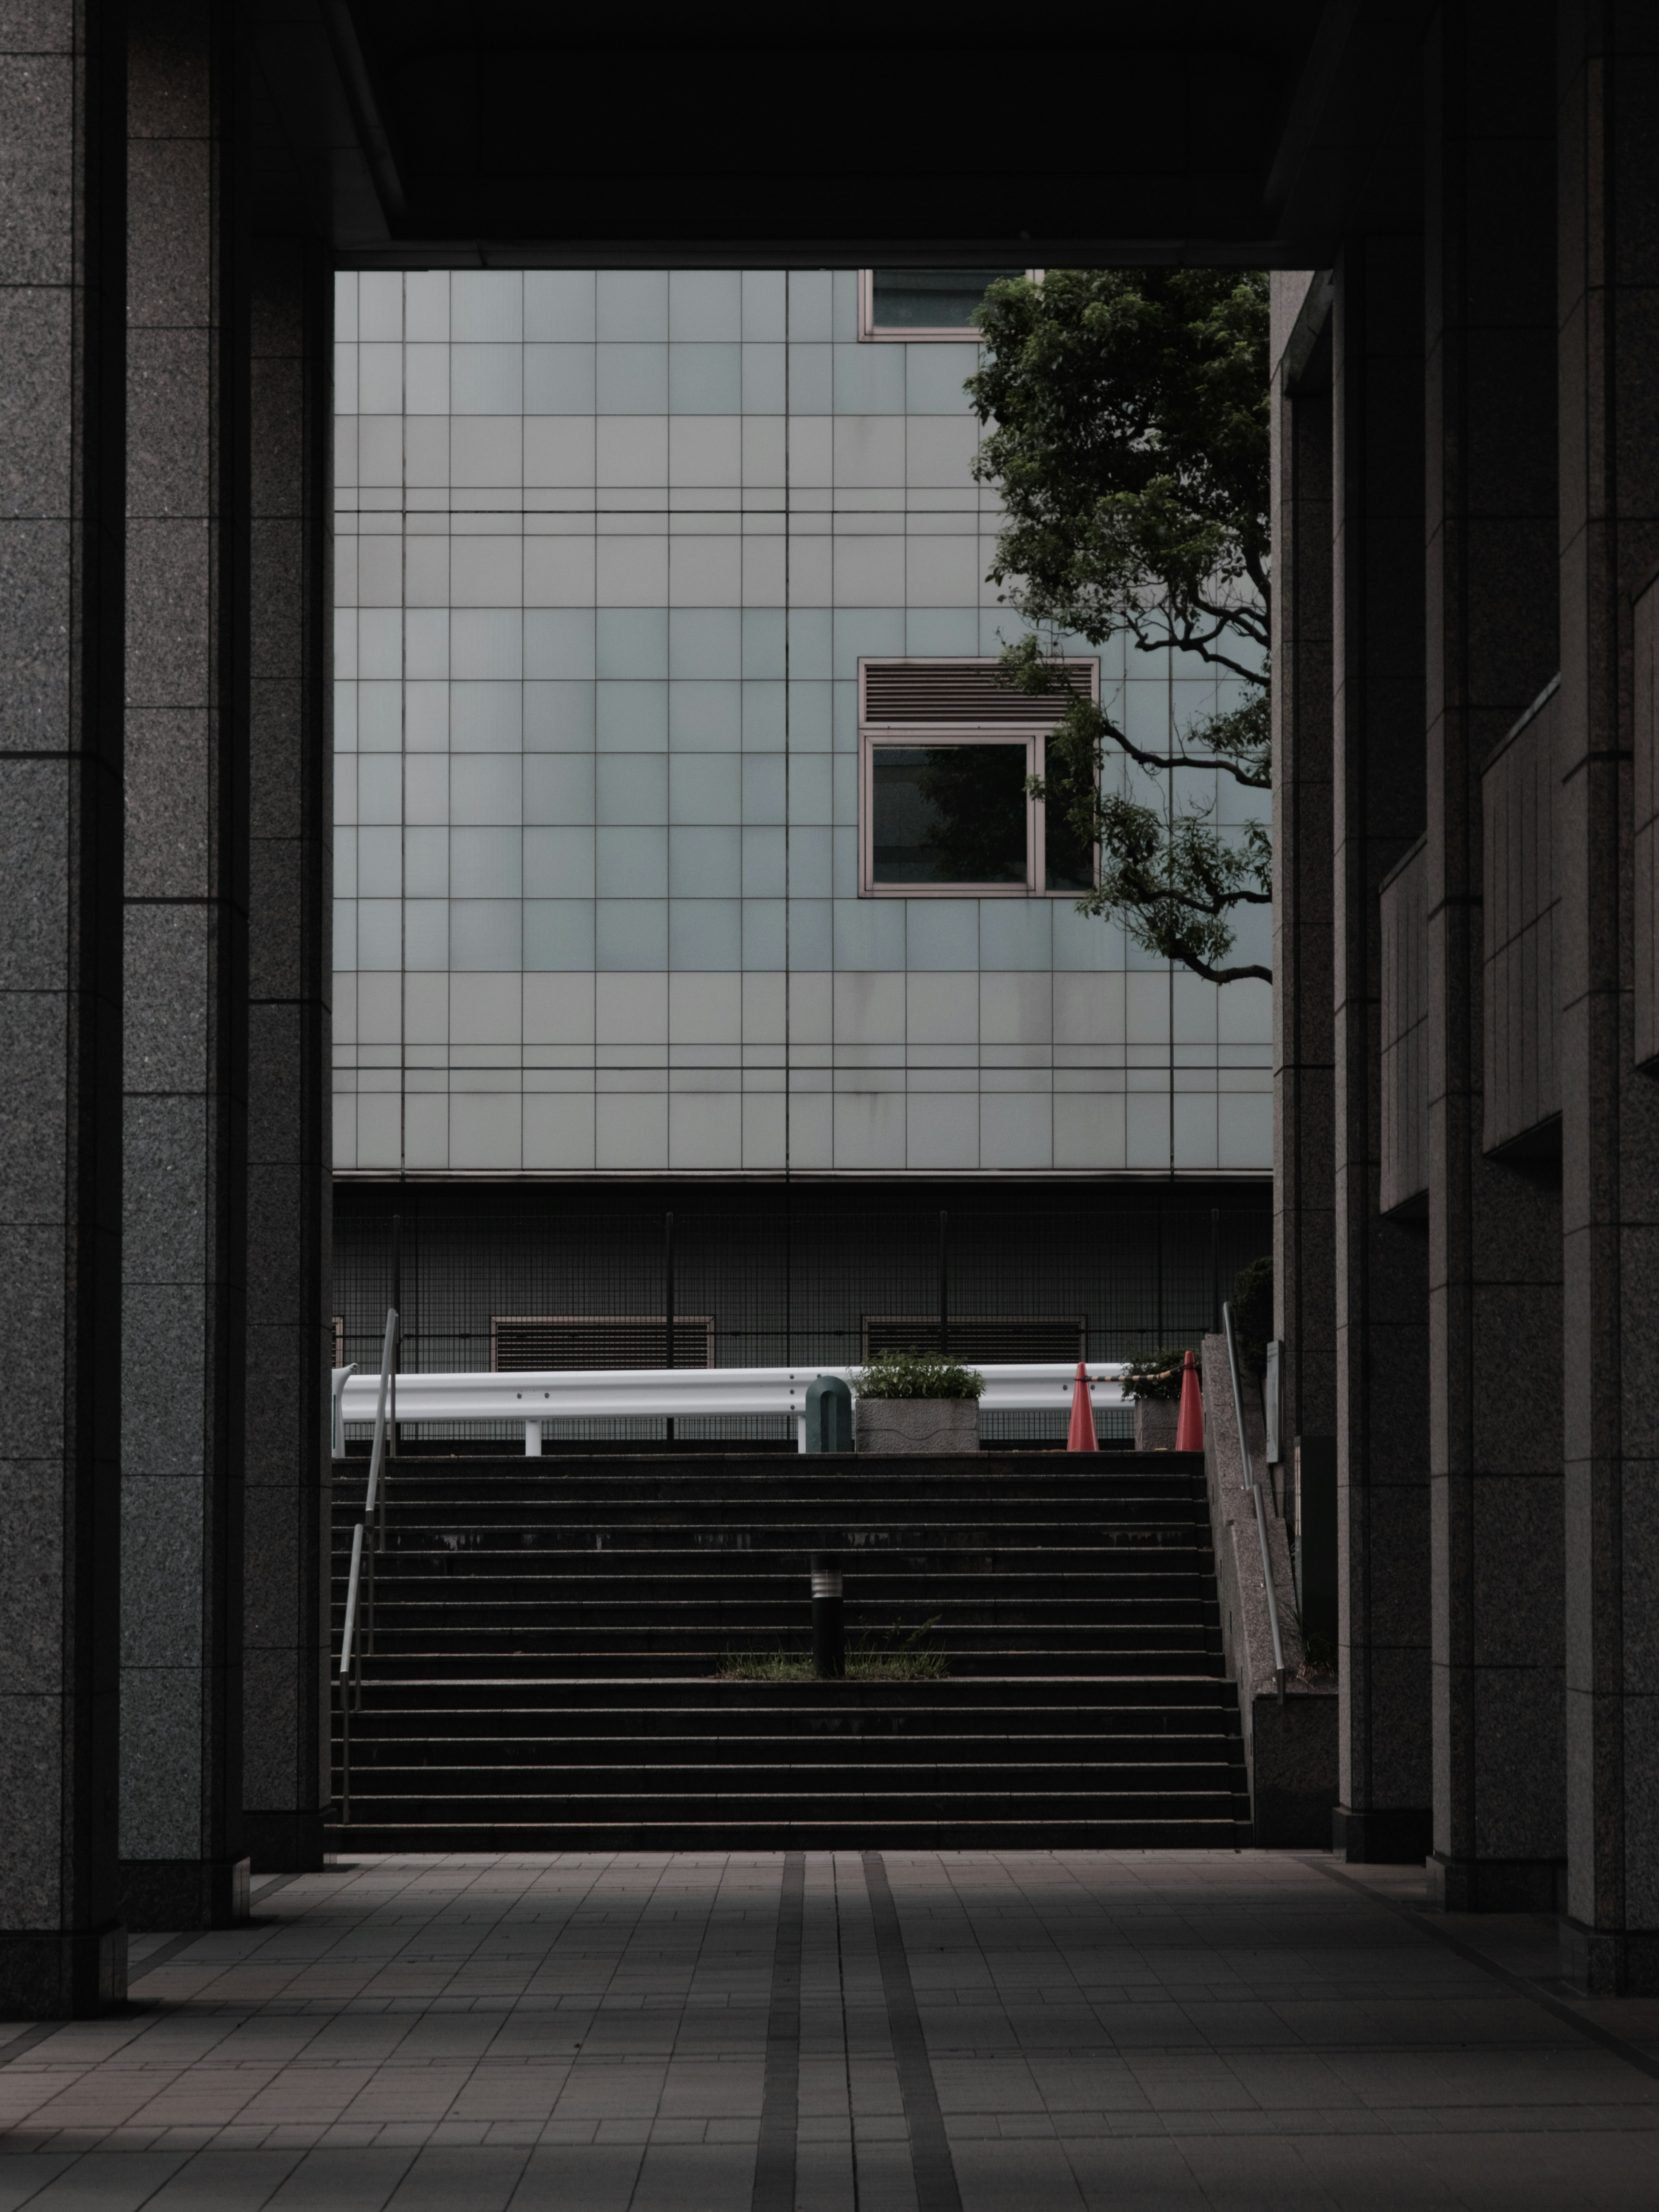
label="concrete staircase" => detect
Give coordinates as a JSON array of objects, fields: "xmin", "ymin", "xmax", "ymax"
[{"xmin": 329, "ymin": 1453, "xmax": 1251, "ymax": 1850}]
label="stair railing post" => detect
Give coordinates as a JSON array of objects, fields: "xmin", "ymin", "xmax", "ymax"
[
  {"xmin": 1224, "ymin": 1297, "xmax": 1286, "ymax": 1703},
  {"xmin": 664, "ymin": 1208, "xmax": 675, "ymax": 1445},
  {"xmin": 339, "ymin": 1676, "xmax": 350, "ymax": 1824}
]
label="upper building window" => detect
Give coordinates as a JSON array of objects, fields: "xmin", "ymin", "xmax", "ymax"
[
  {"xmin": 858, "ymin": 268, "xmax": 1038, "ymax": 341},
  {"xmin": 858, "ymin": 659, "xmax": 1099, "ymax": 896}
]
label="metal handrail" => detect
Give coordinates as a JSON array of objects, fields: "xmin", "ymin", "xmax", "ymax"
[
  {"xmin": 330, "ymin": 1364, "xmax": 358, "ymax": 1457},
  {"xmin": 1223, "ymin": 1299, "xmax": 1286, "ymax": 1703},
  {"xmin": 338, "ymin": 1359, "xmax": 1132, "ymax": 1455},
  {"xmin": 338, "ymin": 1306, "xmax": 397, "ymax": 1822}
]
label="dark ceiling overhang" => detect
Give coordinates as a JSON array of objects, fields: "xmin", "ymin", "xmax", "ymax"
[{"xmin": 253, "ymin": 0, "xmax": 1429, "ymax": 267}]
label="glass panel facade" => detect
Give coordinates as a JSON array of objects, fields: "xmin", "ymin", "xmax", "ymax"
[
  {"xmin": 331, "ymin": 265, "xmax": 1274, "ymax": 1180},
  {"xmin": 871, "ymin": 744, "xmax": 1028, "ymax": 885},
  {"xmin": 870, "ymin": 268, "xmax": 1021, "ymax": 331}
]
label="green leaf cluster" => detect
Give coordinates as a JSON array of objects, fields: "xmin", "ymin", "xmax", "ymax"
[
  {"xmin": 966, "ymin": 270, "xmax": 1273, "ymax": 985},
  {"xmin": 851, "ymin": 1349, "xmax": 986, "ymax": 1401},
  {"xmin": 1229, "ymin": 1253, "xmax": 1274, "ymax": 1376},
  {"xmin": 1121, "ymin": 1348, "xmax": 1196, "ymax": 1404}
]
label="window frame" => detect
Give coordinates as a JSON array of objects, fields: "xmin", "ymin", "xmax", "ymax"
[
  {"xmin": 857, "ymin": 655, "xmax": 1100, "ymax": 899},
  {"xmin": 857, "ymin": 267, "xmax": 1044, "ymax": 343}
]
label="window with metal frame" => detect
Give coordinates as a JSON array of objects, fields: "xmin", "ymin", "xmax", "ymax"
[
  {"xmin": 492, "ymin": 1316, "xmax": 715, "ymax": 1371},
  {"xmin": 858, "ymin": 269, "xmax": 1041, "ymax": 341},
  {"xmin": 858, "ymin": 658, "xmax": 1099, "ymax": 897}
]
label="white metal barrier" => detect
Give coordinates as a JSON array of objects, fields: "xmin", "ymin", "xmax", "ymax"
[{"xmin": 338, "ymin": 1361, "xmax": 1128, "ymax": 1454}]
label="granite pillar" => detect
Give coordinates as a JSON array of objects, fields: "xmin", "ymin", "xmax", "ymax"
[
  {"xmin": 1331, "ymin": 237, "xmax": 1435, "ymax": 1865},
  {"xmin": 119, "ymin": 0, "xmax": 249, "ymax": 1930},
  {"xmin": 0, "ymin": 0, "xmax": 129, "ymax": 2016},
  {"xmin": 1423, "ymin": 1, "xmax": 1564, "ymax": 1914},
  {"xmin": 1270, "ymin": 273, "xmax": 1337, "ymax": 1453},
  {"xmin": 242, "ymin": 236, "xmax": 334, "ymax": 1872},
  {"xmin": 1556, "ymin": 4, "xmax": 1659, "ymax": 1992}
]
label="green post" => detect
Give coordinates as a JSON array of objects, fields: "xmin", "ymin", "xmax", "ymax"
[{"xmin": 803, "ymin": 1375, "xmax": 852, "ymax": 1453}]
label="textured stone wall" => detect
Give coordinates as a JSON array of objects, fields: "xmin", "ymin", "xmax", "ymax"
[
  {"xmin": 1632, "ymin": 585, "xmax": 1659, "ymax": 1071},
  {"xmin": 1423, "ymin": 0, "xmax": 1564, "ymax": 1916},
  {"xmin": 0, "ymin": 1, "xmax": 129, "ymax": 2014},
  {"xmin": 1557, "ymin": 10, "xmax": 1659, "ymax": 1993},
  {"xmin": 1481, "ymin": 680, "xmax": 1560, "ymax": 1154},
  {"xmin": 1269, "ymin": 272, "xmax": 1336, "ymax": 1457},
  {"xmin": 241, "ymin": 237, "xmax": 334, "ymax": 1872},
  {"xmin": 1330, "ymin": 239, "xmax": 1432, "ymax": 1865},
  {"xmin": 1378, "ymin": 838, "xmax": 1427, "ymax": 1214},
  {"xmin": 118, "ymin": 0, "xmax": 249, "ymax": 1931}
]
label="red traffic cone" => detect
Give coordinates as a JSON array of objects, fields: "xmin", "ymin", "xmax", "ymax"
[
  {"xmin": 1175, "ymin": 1348, "xmax": 1204, "ymax": 1452},
  {"xmin": 1066, "ymin": 1361, "xmax": 1098, "ymax": 1452}
]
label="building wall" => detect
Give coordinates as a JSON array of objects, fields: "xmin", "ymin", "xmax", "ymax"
[{"xmin": 330, "ymin": 268, "xmax": 1272, "ymax": 1179}]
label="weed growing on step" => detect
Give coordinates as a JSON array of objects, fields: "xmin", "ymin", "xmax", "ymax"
[{"xmin": 716, "ymin": 1618, "xmax": 948, "ymax": 1683}]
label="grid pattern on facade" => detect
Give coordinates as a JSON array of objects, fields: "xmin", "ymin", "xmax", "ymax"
[
  {"xmin": 861, "ymin": 1314, "xmax": 1086, "ymax": 1362},
  {"xmin": 330, "ymin": 267, "xmax": 1274, "ymax": 1179},
  {"xmin": 492, "ymin": 1315, "xmax": 715, "ymax": 1370},
  {"xmin": 336, "ymin": 1199, "xmax": 1268, "ymax": 1445}
]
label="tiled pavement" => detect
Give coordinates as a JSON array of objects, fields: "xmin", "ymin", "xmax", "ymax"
[{"xmin": 2, "ymin": 1852, "xmax": 1658, "ymax": 2209}]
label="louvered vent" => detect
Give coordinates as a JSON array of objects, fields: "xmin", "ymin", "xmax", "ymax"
[
  {"xmin": 861, "ymin": 658, "xmax": 1095, "ymax": 726},
  {"xmin": 492, "ymin": 1316, "xmax": 715, "ymax": 1372},
  {"xmin": 861, "ymin": 1315, "xmax": 1087, "ymax": 1363}
]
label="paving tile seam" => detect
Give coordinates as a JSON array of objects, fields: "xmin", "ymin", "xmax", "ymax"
[
  {"xmin": 749, "ymin": 1850, "xmax": 803, "ymax": 2212},
  {"xmin": 1306, "ymin": 1857, "xmax": 1659, "ymax": 2088},
  {"xmin": 864, "ymin": 1851, "xmax": 965, "ymax": 2211}
]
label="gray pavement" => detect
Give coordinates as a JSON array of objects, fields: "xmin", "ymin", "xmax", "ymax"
[{"xmin": 1, "ymin": 1852, "xmax": 1657, "ymax": 2209}]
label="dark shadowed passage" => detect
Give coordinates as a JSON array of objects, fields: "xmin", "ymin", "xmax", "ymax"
[{"xmin": 3, "ymin": 1851, "xmax": 1659, "ymax": 2209}]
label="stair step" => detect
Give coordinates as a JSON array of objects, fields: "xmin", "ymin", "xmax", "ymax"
[
  {"xmin": 328, "ymin": 1450, "xmax": 1246, "ymax": 1849},
  {"xmin": 334, "ymin": 1818, "xmax": 1246, "ymax": 1852}
]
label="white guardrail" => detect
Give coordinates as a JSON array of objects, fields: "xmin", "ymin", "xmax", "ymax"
[{"xmin": 337, "ymin": 1362, "xmax": 1129, "ymax": 1455}]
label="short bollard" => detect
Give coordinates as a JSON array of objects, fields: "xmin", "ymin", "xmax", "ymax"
[
  {"xmin": 803, "ymin": 1373, "xmax": 852, "ymax": 1452},
  {"xmin": 811, "ymin": 1553, "xmax": 845, "ymax": 1678}
]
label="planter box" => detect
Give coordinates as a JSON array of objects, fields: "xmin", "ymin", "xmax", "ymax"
[
  {"xmin": 1134, "ymin": 1398, "xmax": 1180, "ymax": 1451},
  {"xmin": 854, "ymin": 1398, "xmax": 980, "ymax": 1455}
]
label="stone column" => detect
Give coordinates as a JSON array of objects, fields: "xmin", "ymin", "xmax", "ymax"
[
  {"xmin": 242, "ymin": 235, "xmax": 334, "ymax": 1871},
  {"xmin": 1270, "ymin": 273, "xmax": 1336, "ymax": 1451},
  {"xmin": 1331, "ymin": 236, "xmax": 1435, "ymax": 1864},
  {"xmin": 1557, "ymin": 6, "xmax": 1659, "ymax": 1991},
  {"xmin": 1423, "ymin": 0, "xmax": 1564, "ymax": 1914},
  {"xmin": 0, "ymin": 0, "xmax": 129, "ymax": 2016},
  {"xmin": 119, "ymin": 0, "xmax": 250, "ymax": 1929}
]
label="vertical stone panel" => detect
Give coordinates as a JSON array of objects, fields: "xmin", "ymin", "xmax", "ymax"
[
  {"xmin": 1634, "ymin": 583, "xmax": 1659, "ymax": 1070},
  {"xmin": 1481, "ymin": 681, "xmax": 1560, "ymax": 1153},
  {"xmin": 0, "ymin": 3, "xmax": 128, "ymax": 2013},
  {"xmin": 242, "ymin": 235, "xmax": 334, "ymax": 1870},
  {"xmin": 1558, "ymin": 8, "xmax": 1659, "ymax": 1992},
  {"xmin": 1424, "ymin": 0, "xmax": 1563, "ymax": 1915},
  {"xmin": 1270, "ymin": 272, "xmax": 1336, "ymax": 1457},
  {"xmin": 1379, "ymin": 838, "xmax": 1428, "ymax": 1214},
  {"xmin": 1331, "ymin": 237, "xmax": 1433, "ymax": 1862},
  {"xmin": 118, "ymin": 0, "xmax": 249, "ymax": 1930}
]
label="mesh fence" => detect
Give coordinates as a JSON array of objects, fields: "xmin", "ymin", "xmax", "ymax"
[{"xmin": 335, "ymin": 1198, "xmax": 1270, "ymax": 1451}]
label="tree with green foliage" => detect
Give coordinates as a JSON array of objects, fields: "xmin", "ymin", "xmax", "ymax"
[{"xmin": 966, "ymin": 269, "xmax": 1271, "ymax": 984}]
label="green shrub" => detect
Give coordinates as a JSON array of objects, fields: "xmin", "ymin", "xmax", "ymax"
[
  {"xmin": 1121, "ymin": 1348, "xmax": 1193, "ymax": 1403},
  {"xmin": 852, "ymin": 1348, "xmax": 985, "ymax": 1400},
  {"xmin": 718, "ymin": 1618, "xmax": 949, "ymax": 1683},
  {"xmin": 1230, "ymin": 1253, "xmax": 1274, "ymax": 1375}
]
